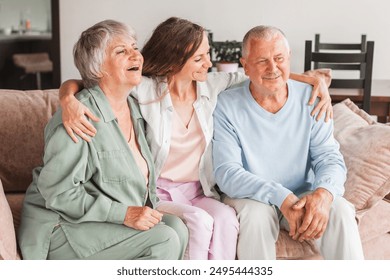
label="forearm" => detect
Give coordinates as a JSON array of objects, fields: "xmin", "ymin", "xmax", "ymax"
[
  {"xmin": 302, "ymin": 69, "xmax": 332, "ymax": 87},
  {"xmin": 225, "ymin": 71, "xmax": 247, "ymax": 89},
  {"xmin": 59, "ymin": 79, "xmax": 84, "ymax": 102},
  {"xmin": 311, "ymin": 121, "xmax": 346, "ymax": 197},
  {"xmin": 290, "ymin": 69, "xmax": 332, "ymax": 87},
  {"xmin": 290, "ymin": 72, "xmax": 318, "ymax": 86}
]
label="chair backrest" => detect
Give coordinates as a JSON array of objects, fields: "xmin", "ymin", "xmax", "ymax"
[
  {"xmin": 304, "ymin": 36, "xmax": 374, "ymax": 113},
  {"xmin": 313, "ymin": 34, "xmax": 367, "ymax": 75},
  {"xmin": 315, "ymin": 34, "xmax": 366, "ymax": 51}
]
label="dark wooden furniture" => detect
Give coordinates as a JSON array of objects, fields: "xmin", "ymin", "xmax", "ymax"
[
  {"xmin": 330, "ymin": 80, "xmax": 390, "ymax": 123},
  {"xmin": 314, "ymin": 34, "xmax": 367, "ymax": 69},
  {"xmin": 304, "ymin": 36, "xmax": 374, "ymax": 113},
  {"xmin": 0, "ymin": 33, "xmax": 53, "ymax": 89},
  {"xmin": 0, "ymin": 0, "xmax": 60, "ymax": 90}
]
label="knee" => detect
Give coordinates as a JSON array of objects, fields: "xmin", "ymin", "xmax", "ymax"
[
  {"xmin": 183, "ymin": 209, "xmax": 214, "ymax": 233},
  {"xmin": 330, "ymin": 197, "xmax": 356, "ymax": 223},
  {"xmin": 154, "ymin": 225, "xmax": 184, "ymax": 260},
  {"xmin": 237, "ymin": 200, "xmax": 276, "ymax": 226},
  {"xmin": 212, "ymin": 203, "xmax": 239, "ymax": 230},
  {"xmin": 163, "ymin": 214, "xmax": 189, "ymax": 244},
  {"xmin": 234, "ymin": 200, "xmax": 278, "ymax": 239}
]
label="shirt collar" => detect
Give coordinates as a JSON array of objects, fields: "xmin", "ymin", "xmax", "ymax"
[
  {"xmin": 159, "ymin": 77, "xmax": 211, "ymax": 111},
  {"xmin": 158, "ymin": 79, "xmax": 173, "ymax": 111},
  {"xmin": 127, "ymin": 95, "xmax": 143, "ymax": 120},
  {"xmin": 197, "ymin": 80, "xmax": 211, "ymax": 100},
  {"xmin": 87, "ymin": 85, "xmax": 142, "ymax": 122}
]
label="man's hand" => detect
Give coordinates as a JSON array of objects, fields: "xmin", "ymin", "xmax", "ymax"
[
  {"xmin": 293, "ymin": 188, "xmax": 333, "ymax": 242},
  {"xmin": 280, "ymin": 193, "xmax": 306, "ymax": 240},
  {"xmin": 124, "ymin": 206, "xmax": 163, "ymax": 231}
]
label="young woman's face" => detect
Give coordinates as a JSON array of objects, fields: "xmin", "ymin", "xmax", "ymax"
[
  {"xmin": 177, "ymin": 32, "xmax": 213, "ymax": 82},
  {"xmin": 100, "ymin": 34, "xmax": 144, "ymax": 89}
]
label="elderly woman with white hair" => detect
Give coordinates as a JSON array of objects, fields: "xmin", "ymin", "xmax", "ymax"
[{"xmin": 18, "ymin": 20, "xmax": 188, "ymax": 260}]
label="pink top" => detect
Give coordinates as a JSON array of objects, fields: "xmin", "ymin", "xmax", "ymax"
[
  {"xmin": 160, "ymin": 109, "xmax": 206, "ymax": 182},
  {"xmin": 128, "ymin": 126, "xmax": 149, "ymax": 185}
]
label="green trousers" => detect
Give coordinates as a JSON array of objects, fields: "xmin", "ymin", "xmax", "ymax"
[{"xmin": 47, "ymin": 214, "xmax": 188, "ymax": 260}]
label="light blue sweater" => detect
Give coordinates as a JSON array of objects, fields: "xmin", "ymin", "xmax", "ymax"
[{"xmin": 213, "ymin": 79, "xmax": 346, "ymax": 208}]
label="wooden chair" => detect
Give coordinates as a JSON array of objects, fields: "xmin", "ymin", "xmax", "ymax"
[
  {"xmin": 315, "ymin": 34, "xmax": 367, "ymax": 51},
  {"xmin": 304, "ymin": 35, "xmax": 374, "ymax": 113}
]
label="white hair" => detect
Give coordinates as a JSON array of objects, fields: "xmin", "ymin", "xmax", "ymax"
[
  {"xmin": 242, "ymin": 25, "xmax": 289, "ymax": 57},
  {"xmin": 73, "ymin": 20, "xmax": 136, "ymax": 88}
]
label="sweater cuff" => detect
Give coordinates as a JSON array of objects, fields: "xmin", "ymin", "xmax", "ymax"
[
  {"xmin": 313, "ymin": 177, "xmax": 343, "ymax": 201},
  {"xmin": 268, "ymin": 187, "xmax": 292, "ymax": 209}
]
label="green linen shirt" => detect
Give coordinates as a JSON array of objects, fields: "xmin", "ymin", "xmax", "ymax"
[{"xmin": 18, "ymin": 86, "xmax": 157, "ymax": 259}]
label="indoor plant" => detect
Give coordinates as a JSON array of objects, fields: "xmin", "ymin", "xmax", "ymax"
[{"xmin": 211, "ymin": 40, "xmax": 242, "ymax": 72}]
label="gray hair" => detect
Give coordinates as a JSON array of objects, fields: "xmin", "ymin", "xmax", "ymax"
[
  {"xmin": 73, "ymin": 19, "xmax": 137, "ymax": 88},
  {"xmin": 242, "ymin": 25, "xmax": 289, "ymax": 57}
]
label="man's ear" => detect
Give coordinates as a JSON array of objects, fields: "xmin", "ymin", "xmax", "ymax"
[{"xmin": 240, "ymin": 57, "xmax": 247, "ymax": 74}]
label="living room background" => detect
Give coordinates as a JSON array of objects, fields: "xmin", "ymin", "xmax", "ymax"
[{"xmin": 59, "ymin": 0, "xmax": 390, "ymax": 82}]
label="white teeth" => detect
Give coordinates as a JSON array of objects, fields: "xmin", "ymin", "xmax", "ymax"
[{"xmin": 127, "ymin": 66, "xmax": 139, "ymax": 71}]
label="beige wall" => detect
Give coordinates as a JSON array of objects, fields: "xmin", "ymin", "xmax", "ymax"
[{"xmin": 60, "ymin": 0, "xmax": 390, "ymax": 81}]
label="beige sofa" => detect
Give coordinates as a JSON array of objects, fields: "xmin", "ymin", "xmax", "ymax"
[{"xmin": 1, "ymin": 89, "xmax": 390, "ymax": 260}]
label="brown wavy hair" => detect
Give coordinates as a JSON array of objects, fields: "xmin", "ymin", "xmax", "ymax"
[{"xmin": 142, "ymin": 17, "xmax": 205, "ymax": 78}]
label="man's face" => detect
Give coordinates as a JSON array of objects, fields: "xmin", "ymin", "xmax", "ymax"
[{"xmin": 240, "ymin": 33, "xmax": 291, "ymax": 94}]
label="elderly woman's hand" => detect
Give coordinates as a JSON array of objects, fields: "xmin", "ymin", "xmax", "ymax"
[{"xmin": 124, "ymin": 206, "xmax": 163, "ymax": 231}]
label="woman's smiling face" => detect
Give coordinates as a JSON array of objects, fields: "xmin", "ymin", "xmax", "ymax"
[
  {"xmin": 100, "ymin": 34, "xmax": 144, "ymax": 88},
  {"xmin": 176, "ymin": 32, "xmax": 213, "ymax": 82}
]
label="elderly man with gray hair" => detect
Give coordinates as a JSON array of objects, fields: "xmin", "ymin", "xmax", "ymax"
[{"xmin": 212, "ymin": 25, "xmax": 364, "ymax": 260}]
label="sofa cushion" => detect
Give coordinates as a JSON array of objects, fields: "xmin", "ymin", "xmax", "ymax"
[
  {"xmin": 333, "ymin": 99, "xmax": 390, "ymax": 213},
  {"xmin": 0, "ymin": 179, "xmax": 18, "ymax": 260},
  {"xmin": 0, "ymin": 89, "xmax": 60, "ymax": 193},
  {"xmin": 358, "ymin": 199, "xmax": 390, "ymax": 242},
  {"xmin": 362, "ymin": 233, "xmax": 390, "ymax": 260}
]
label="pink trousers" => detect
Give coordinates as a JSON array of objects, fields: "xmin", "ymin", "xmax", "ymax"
[{"xmin": 156, "ymin": 178, "xmax": 239, "ymax": 260}]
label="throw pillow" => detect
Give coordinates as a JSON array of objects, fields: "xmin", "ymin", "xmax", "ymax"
[
  {"xmin": 333, "ymin": 99, "xmax": 390, "ymax": 213},
  {"xmin": 0, "ymin": 179, "xmax": 18, "ymax": 260}
]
